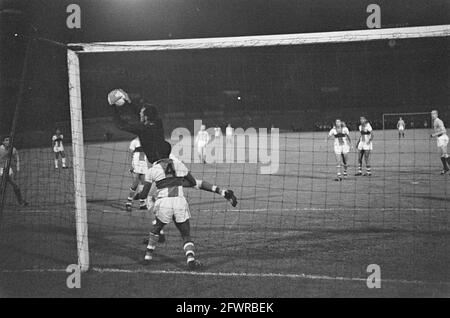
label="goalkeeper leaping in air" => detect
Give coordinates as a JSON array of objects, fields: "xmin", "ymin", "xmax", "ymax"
[
  {"xmin": 140, "ymin": 141, "xmax": 237, "ymax": 269},
  {"xmin": 108, "ymin": 89, "xmax": 166, "ymax": 210},
  {"xmin": 109, "ymin": 89, "xmax": 165, "ymax": 165}
]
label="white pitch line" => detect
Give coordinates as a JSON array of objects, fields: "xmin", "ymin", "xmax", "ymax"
[
  {"xmin": 198, "ymin": 207, "xmax": 448, "ymax": 213},
  {"xmin": 1, "ymin": 267, "xmax": 449, "ymax": 286}
]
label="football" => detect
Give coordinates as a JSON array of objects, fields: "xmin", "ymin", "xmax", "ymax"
[{"xmin": 107, "ymin": 89, "xmax": 130, "ymax": 106}]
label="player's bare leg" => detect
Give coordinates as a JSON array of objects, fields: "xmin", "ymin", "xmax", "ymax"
[
  {"xmin": 6, "ymin": 176, "xmax": 28, "ymax": 206},
  {"xmin": 355, "ymin": 150, "xmax": 364, "ymax": 176},
  {"xmin": 60, "ymin": 151, "xmax": 68, "ymax": 169},
  {"xmin": 334, "ymin": 154, "xmax": 343, "ymax": 181},
  {"xmin": 54, "ymin": 152, "xmax": 59, "ymax": 169},
  {"xmin": 438, "ymin": 146, "xmax": 449, "ymax": 174},
  {"xmin": 364, "ymin": 150, "xmax": 371, "ymax": 176},
  {"xmin": 126, "ymin": 175, "xmax": 140, "ymax": 212},
  {"xmin": 174, "ymin": 219, "xmax": 202, "ymax": 270},
  {"xmin": 144, "ymin": 217, "xmax": 166, "ymax": 263},
  {"xmin": 341, "ymin": 153, "xmax": 348, "ymax": 178}
]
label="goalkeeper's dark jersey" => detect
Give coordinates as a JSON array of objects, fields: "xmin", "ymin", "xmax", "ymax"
[{"xmin": 113, "ymin": 104, "xmax": 165, "ymax": 164}]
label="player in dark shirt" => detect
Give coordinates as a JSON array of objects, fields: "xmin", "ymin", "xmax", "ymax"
[{"xmin": 112, "ymin": 100, "xmax": 166, "ymax": 165}]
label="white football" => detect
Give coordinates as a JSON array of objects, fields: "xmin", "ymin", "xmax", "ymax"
[{"xmin": 107, "ymin": 89, "xmax": 129, "ymax": 106}]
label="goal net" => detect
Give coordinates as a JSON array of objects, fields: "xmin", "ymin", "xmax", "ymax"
[{"xmin": 1, "ymin": 25, "xmax": 449, "ymax": 296}]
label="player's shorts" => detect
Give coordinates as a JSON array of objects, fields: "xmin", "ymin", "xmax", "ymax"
[
  {"xmin": 197, "ymin": 143, "xmax": 207, "ymax": 152},
  {"xmin": 357, "ymin": 142, "xmax": 373, "ymax": 151},
  {"xmin": 53, "ymin": 146, "xmax": 64, "ymax": 153},
  {"xmin": 334, "ymin": 144, "xmax": 350, "ymax": 155},
  {"xmin": 437, "ymin": 134, "xmax": 449, "ymax": 148},
  {"xmin": 0, "ymin": 167, "xmax": 13, "ymax": 177},
  {"xmin": 132, "ymin": 159, "xmax": 149, "ymax": 175},
  {"xmin": 398, "ymin": 127, "xmax": 405, "ymax": 131},
  {"xmin": 154, "ymin": 196, "xmax": 190, "ymax": 224}
]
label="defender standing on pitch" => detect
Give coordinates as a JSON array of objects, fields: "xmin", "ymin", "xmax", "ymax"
[
  {"xmin": 195, "ymin": 125, "xmax": 210, "ymax": 163},
  {"xmin": 0, "ymin": 136, "xmax": 28, "ymax": 206},
  {"xmin": 327, "ymin": 119, "xmax": 352, "ymax": 181},
  {"xmin": 356, "ymin": 116, "xmax": 373, "ymax": 176},
  {"xmin": 430, "ymin": 110, "xmax": 449, "ymax": 174},
  {"xmin": 397, "ymin": 117, "xmax": 406, "ymax": 138}
]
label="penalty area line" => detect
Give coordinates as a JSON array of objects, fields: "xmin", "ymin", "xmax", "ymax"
[{"xmin": 2, "ymin": 267, "xmax": 449, "ymax": 286}]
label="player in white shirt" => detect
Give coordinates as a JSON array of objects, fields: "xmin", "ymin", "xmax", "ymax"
[
  {"xmin": 214, "ymin": 126, "xmax": 222, "ymax": 138},
  {"xmin": 126, "ymin": 137, "xmax": 150, "ymax": 211},
  {"xmin": 397, "ymin": 117, "xmax": 406, "ymax": 138},
  {"xmin": 356, "ymin": 116, "xmax": 374, "ymax": 176},
  {"xmin": 225, "ymin": 123, "xmax": 233, "ymax": 145},
  {"xmin": 52, "ymin": 129, "xmax": 67, "ymax": 169},
  {"xmin": 142, "ymin": 141, "xmax": 237, "ymax": 269},
  {"xmin": 430, "ymin": 110, "xmax": 449, "ymax": 174},
  {"xmin": 327, "ymin": 119, "xmax": 352, "ymax": 181},
  {"xmin": 0, "ymin": 136, "xmax": 28, "ymax": 206},
  {"xmin": 195, "ymin": 125, "xmax": 210, "ymax": 163}
]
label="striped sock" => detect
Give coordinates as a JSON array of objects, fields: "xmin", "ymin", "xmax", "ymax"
[{"xmin": 183, "ymin": 242, "xmax": 195, "ymax": 263}]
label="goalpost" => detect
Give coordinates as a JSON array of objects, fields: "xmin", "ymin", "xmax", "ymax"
[{"xmin": 66, "ymin": 24, "xmax": 450, "ymax": 273}]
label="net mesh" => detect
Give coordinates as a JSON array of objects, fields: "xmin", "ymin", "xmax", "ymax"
[{"xmin": 1, "ymin": 30, "xmax": 449, "ymax": 296}]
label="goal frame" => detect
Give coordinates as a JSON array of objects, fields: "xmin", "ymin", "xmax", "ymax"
[{"xmin": 66, "ymin": 24, "xmax": 450, "ymax": 272}]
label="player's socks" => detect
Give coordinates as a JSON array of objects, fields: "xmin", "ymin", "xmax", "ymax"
[
  {"xmin": 62, "ymin": 158, "xmax": 67, "ymax": 168},
  {"xmin": 355, "ymin": 167, "xmax": 362, "ymax": 176},
  {"xmin": 445, "ymin": 156, "xmax": 450, "ymax": 170},
  {"xmin": 54, "ymin": 159, "xmax": 58, "ymax": 169},
  {"xmin": 440, "ymin": 157, "xmax": 449, "ymax": 171},
  {"xmin": 139, "ymin": 200, "xmax": 147, "ymax": 210},
  {"xmin": 126, "ymin": 196, "xmax": 133, "ymax": 211},
  {"xmin": 184, "ymin": 242, "xmax": 202, "ymax": 269},
  {"xmin": 144, "ymin": 233, "xmax": 159, "ymax": 263},
  {"xmin": 366, "ymin": 166, "xmax": 371, "ymax": 176}
]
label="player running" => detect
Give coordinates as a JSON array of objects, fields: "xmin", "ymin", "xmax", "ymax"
[
  {"xmin": 52, "ymin": 129, "xmax": 68, "ymax": 169},
  {"xmin": 142, "ymin": 141, "xmax": 237, "ymax": 269},
  {"xmin": 0, "ymin": 136, "xmax": 28, "ymax": 206},
  {"xmin": 356, "ymin": 116, "xmax": 374, "ymax": 176},
  {"xmin": 327, "ymin": 119, "xmax": 352, "ymax": 181},
  {"xmin": 430, "ymin": 110, "xmax": 449, "ymax": 174},
  {"xmin": 397, "ymin": 117, "xmax": 406, "ymax": 138},
  {"xmin": 195, "ymin": 125, "xmax": 210, "ymax": 163},
  {"xmin": 126, "ymin": 136, "xmax": 150, "ymax": 211}
]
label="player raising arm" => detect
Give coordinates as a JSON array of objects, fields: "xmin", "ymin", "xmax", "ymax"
[
  {"xmin": 52, "ymin": 129, "xmax": 68, "ymax": 169},
  {"xmin": 109, "ymin": 89, "xmax": 165, "ymax": 164},
  {"xmin": 0, "ymin": 136, "xmax": 28, "ymax": 206},
  {"xmin": 141, "ymin": 141, "xmax": 237, "ymax": 269},
  {"xmin": 327, "ymin": 119, "xmax": 352, "ymax": 181},
  {"xmin": 430, "ymin": 110, "xmax": 449, "ymax": 174}
]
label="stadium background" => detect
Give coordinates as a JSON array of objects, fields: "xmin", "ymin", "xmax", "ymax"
[{"xmin": 0, "ymin": 0, "xmax": 449, "ymax": 146}]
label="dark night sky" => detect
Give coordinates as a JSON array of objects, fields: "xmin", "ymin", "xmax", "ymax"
[{"xmin": 1, "ymin": 0, "xmax": 449, "ymax": 43}]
